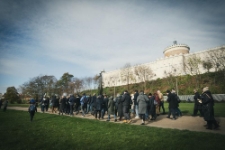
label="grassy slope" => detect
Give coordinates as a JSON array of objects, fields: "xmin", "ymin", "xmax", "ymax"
[{"xmin": 0, "ymin": 110, "xmax": 224, "ymax": 150}]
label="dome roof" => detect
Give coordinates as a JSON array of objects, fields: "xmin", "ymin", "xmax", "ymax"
[{"xmin": 164, "ymin": 41, "xmax": 190, "ymax": 57}]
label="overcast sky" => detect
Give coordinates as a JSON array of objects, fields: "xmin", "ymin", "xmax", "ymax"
[{"xmin": 0, "ymin": 0, "xmax": 225, "ymax": 94}]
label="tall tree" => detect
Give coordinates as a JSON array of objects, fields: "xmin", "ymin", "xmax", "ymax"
[
  {"xmin": 57, "ymin": 72, "xmax": 74, "ymax": 94},
  {"xmin": 4, "ymin": 86, "xmax": 21, "ymax": 103}
]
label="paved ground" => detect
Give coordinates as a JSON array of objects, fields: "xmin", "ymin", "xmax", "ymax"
[{"xmin": 8, "ymin": 107, "xmax": 224, "ymax": 135}]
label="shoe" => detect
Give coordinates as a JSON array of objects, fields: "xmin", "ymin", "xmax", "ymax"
[
  {"xmin": 206, "ymin": 127, "xmax": 212, "ymax": 130},
  {"xmin": 123, "ymin": 120, "xmax": 127, "ymax": 123},
  {"xmin": 135, "ymin": 116, "xmax": 139, "ymax": 119},
  {"xmin": 114, "ymin": 119, "xmax": 117, "ymax": 122},
  {"xmin": 127, "ymin": 120, "xmax": 132, "ymax": 123},
  {"xmin": 141, "ymin": 123, "xmax": 145, "ymax": 125}
]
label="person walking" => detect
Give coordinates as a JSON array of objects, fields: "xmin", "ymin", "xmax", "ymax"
[
  {"xmin": 133, "ymin": 90, "xmax": 139, "ymax": 118},
  {"xmin": 166, "ymin": 90, "xmax": 177, "ymax": 120},
  {"xmin": 90, "ymin": 93, "xmax": 96, "ymax": 114},
  {"xmin": 149, "ymin": 93, "xmax": 157, "ymax": 120},
  {"xmin": 94, "ymin": 95, "xmax": 103, "ymax": 120},
  {"xmin": 121, "ymin": 90, "xmax": 132, "ymax": 123},
  {"xmin": 200, "ymin": 87, "xmax": 219, "ymax": 130},
  {"xmin": 69, "ymin": 94, "xmax": 75, "ymax": 116},
  {"xmin": 80, "ymin": 93, "xmax": 87, "ymax": 117},
  {"xmin": 59, "ymin": 94, "xmax": 67, "ymax": 115},
  {"xmin": 28, "ymin": 98, "xmax": 36, "ymax": 122},
  {"xmin": 3, "ymin": 99, "xmax": 8, "ymax": 112},
  {"xmin": 106, "ymin": 96, "xmax": 117, "ymax": 122},
  {"xmin": 117, "ymin": 93, "xmax": 123, "ymax": 121},
  {"xmin": 137, "ymin": 91, "xmax": 149, "ymax": 125},
  {"xmin": 40, "ymin": 96, "xmax": 46, "ymax": 113},
  {"xmin": 193, "ymin": 89, "xmax": 203, "ymax": 116},
  {"xmin": 157, "ymin": 90, "xmax": 165, "ymax": 114}
]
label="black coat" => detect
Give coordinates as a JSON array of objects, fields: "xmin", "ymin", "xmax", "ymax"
[
  {"xmin": 60, "ymin": 97, "xmax": 67, "ymax": 108},
  {"xmin": 167, "ymin": 93, "xmax": 178, "ymax": 109},
  {"xmin": 117, "ymin": 96, "xmax": 123, "ymax": 117},
  {"xmin": 121, "ymin": 93, "xmax": 131, "ymax": 106},
  {"xmin": 149, "ymin": 96, "xmax": 155, "ymax": 113},
  {"xmin": 90, "ymin": 95, "xmax": 96, "ymax": 105},
  {"xmin": 133, "ymin": 92, "xmax": 139, "ymax": 105},
  {"xmin": 95, "ymin": 97, "xmax": 103, "ymax": 111},
  {"xmin": 194, "ymin": 92, "xmax": 202, "ymax": 109},
  {"xmin": 201, "ymin": 90, "xmax": 215, "ymax": 121}
]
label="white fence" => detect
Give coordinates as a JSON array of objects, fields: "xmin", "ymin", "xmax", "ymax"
[{"xmin": 164, "ymin": 94, "xmax": 225, "ymax": 102}]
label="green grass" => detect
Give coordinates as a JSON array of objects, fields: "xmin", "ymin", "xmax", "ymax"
[
  {"xmin": 0, "ymin": 110, "xmax": 224, "ymax": 150},
  {"xmin": 163, "ymin": 102, "xmax": 225, "ymax": 117}
]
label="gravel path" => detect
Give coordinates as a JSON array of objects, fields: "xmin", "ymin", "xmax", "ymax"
[{"xmin": 8, "ymin": 107, "xmax": 224, "ymax": 135}]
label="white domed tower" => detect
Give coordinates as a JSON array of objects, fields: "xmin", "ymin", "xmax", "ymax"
[{"xmin": 163, "ymin": 41, "xmax": 190, "ymax": 57}]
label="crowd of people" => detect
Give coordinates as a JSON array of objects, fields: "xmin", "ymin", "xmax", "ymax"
[
  {"xmin": 26, "ymin": 86, "xmax": 220, "ymax": 130},
  {"xmin": 28, "ymin": 88, "xmax": 184, "ymax": 125}
]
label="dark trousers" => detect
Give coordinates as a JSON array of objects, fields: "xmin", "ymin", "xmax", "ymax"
[
  {"xmin": 70, "ymin": 105, "xmax": 74, "ymax": 115},
  {"xmin": 160, "ymin": 102, "xmax": 165, "ymax": 113},
  {"xmin": 193, "ymin": 108, "xmax": 203, "ymax": 116},
  {"xmin": 29, "ymin": 111, "xmax": 35, "ymax": 121},
  {"xmin": 167, "ymin": 108, "xmax": 176, "ymax": 119},
  {"xmin": 140, "ymin": 114, "xmax": 146, "ymax": 121},
  {"xmin": 95, "ymin": 110, "xmax": 101, "ymax": 119},
  {"xmin": 123, "ymin": 106, "xmax": 130, "ymax": 120}
]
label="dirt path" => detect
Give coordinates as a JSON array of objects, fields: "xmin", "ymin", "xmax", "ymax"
[{"xmin": 8, "ymin": 107, "xmax": 224, "ymax": 135}]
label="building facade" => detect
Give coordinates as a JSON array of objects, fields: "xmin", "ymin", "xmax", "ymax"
[{"xmin": 102, "ymin": 42, "xmax": 225, "ymax": 88}]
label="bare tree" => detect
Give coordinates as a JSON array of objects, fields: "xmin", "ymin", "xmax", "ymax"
[
  {"xmin": 120, "ymin": 63, "xmax": 134, "ymax": 90},
  {"xmin": 72, "ymin": 78, "xmax": 83, "ymax": 94},
  {"xmin": 184, "ymin": 54, "xmax": 202, "ymax": 88},
  {"xmin": 134, "ymin": 65, "xmax": 154, "ymax": 90},
  {"xmin": 207, "ymin": 47, "xmax": 225, "ymax": 80}
]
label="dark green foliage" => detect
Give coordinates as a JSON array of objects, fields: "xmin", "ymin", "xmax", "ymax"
[
  {"xmin": 4, "ymin": 86, "xmax": 21, "ymax": 104},
  {"xmin": 0, "ymin": 110, "xmax": 225, "ymax": 150}
]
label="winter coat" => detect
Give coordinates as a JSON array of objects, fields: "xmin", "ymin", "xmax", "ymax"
[
  {"xmin": 194, "ymin": 92, "xmax": 202, "ymax": 110},
  {"xmin": 121, "ymin": 93, "xmax": 131, "ymax": 106},
  {"xmin": 95, "ymin": 96, "xmax": 103, "ymax": 111},
  {"xmin": 108, "ymin": 96, "xmax": 115, "ymax": 115},
  {"xmin": 60, "ymin": 97, "xmax": 67, "ymax": 108},
  {"xmin": 69, "ymin": 95, "xmax": 75, "ymax": 105},
  {"xmin": 117, "ymin": 95, "xmax": 123, "ymax": 117},
  {"xmin": 137, "ymin": 92, "xmax": 149, "ymax": 114},
  {"xmin": 167, "ymin": 93, "xmax": 178, "ymax": 109},
  {"xmin": 149, "ymin": 96, "xmax": 156, "ymax": 113},
  {"xmin": 133, "ymin": 92, "xmax": 139, "ymax": 105},
  {"xmin": 90, "ymin": 95, "xmax": 96, "ymax": 105},
  {"xmin": 201, "ymin": 90, "xmax": 215, "ymax": 121}
]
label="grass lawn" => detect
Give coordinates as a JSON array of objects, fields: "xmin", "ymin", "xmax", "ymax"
[
  {"xmin": 0, "ymin": 110, "xmax": 224, "ymax": 150},
  {"xmin": 164, "ymin": 102, "xmax": 225, "ymax": 117}
]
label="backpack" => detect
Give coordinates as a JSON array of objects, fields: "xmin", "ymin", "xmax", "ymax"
[{"xmin": 29, "ymin": 104, "xmax": 35, "ymax": 112}]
